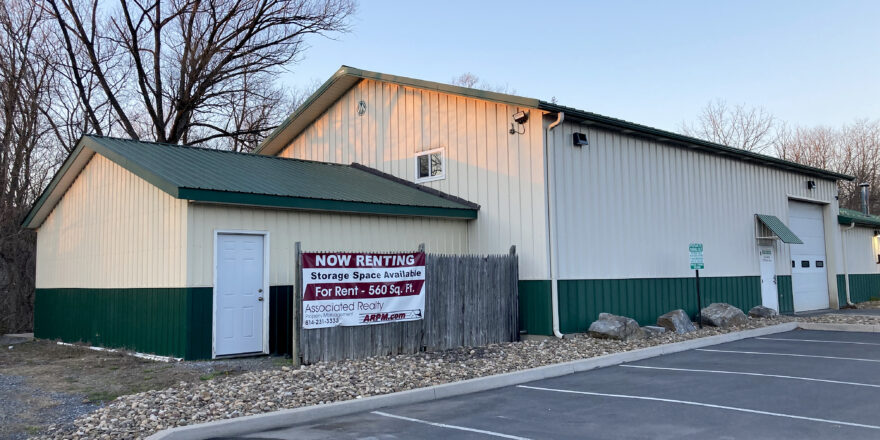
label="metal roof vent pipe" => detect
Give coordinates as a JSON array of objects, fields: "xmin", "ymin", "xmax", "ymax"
[{"xmin": 860, "ymin": 182, "xmax": 870, "ymax": 215}]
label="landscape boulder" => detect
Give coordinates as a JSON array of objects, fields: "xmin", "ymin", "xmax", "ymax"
[
  {"xmin": 701, "ymin": 303, "xmax": 748, "ymax": 328},
  {"xmin": 642, "ymin": 326, "xmax": 667, "ymax": 337},
  {"xmin": 588, "ymin": 313, "xmax": 646, "ymax": 340},
  {"xmin": 656, "ymin": 309, "xmax": 697, "ymax": 334},
  {"xmin": 748, "ymin": 305, "xmax": 778, "ymax": 318}
]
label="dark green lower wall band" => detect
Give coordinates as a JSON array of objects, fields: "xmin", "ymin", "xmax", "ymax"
[
  {"xmin": 837, "ymin": 274, "xmax": 880, "ymax": 305},
  {"xmin": 35, "ymin": 286, "xmax": 299, "ymax": 360},
  {"xmin": 518, "ymin": 281, "xmax": 552, "ymax": 336},
  {"xmin": 837, "ymin": 275, "xmax": 847, "ymax": 307},
  {"xmin": 34, "ymin": 287, "xmax": 212, "ymax": 360},
  {"xmin": 557, "ymin": 276, "xmax": 763, "ymax": 333},
  {"xmin": 776, "ymin": 275, "xmax": 794, "ymax": 314}
]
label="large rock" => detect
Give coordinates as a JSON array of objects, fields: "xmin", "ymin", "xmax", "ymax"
[
  {"xmin": 656, "ymin": 309, "xmax": 697, "ymax": 334},
  {"xmin": 701, "ymin": 303, "xmax": 748, "ymax": 328},
  {"xmin": 749, "ymin": 305, "xmax": 778, "ymax": 318},
  {"xmin": 588, "ymin": 313, "xmax": 646, "ymax": 340}
]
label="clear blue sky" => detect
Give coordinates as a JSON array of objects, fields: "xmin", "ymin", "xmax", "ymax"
[{"xmin": 282, "ymin": 0, "xmax": 880, "ymax": 132}]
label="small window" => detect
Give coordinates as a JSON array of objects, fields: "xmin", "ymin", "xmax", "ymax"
[
  {"xmin": 816, "ymin": 260, "xmax": 824, "ymax": 268},
  {"xmin": 801, "ymin": 260, "xmax": 810, "ymax": 268},
  {"xmin": 415, "ymin": 148, "xmax": 445, "ymax": 183}
]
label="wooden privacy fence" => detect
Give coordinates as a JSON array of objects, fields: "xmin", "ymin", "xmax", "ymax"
[{"xmin": 299, "ymin": 252, "xmax": 519, "ymax": 364}]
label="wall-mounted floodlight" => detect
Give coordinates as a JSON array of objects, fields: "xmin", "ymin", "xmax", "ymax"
[
  {"xmin": 806, "ymin": 180, "xmax": 816, "ymax": 190},
  {"xmin": 512, "ymin": 111, "xmax": 528, "ymax": 124}
]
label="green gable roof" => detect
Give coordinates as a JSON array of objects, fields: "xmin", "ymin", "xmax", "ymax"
[
  {"xmin": 23, "ymin": 135, "xmax": 479, "ymax": 228},
  {"xmin": 838, "ymin": 208, "xmax": 880, "ymax": 228},
  {"xmin": 258, "ymin": 65, "xmax": 853, "ymax": 183}
]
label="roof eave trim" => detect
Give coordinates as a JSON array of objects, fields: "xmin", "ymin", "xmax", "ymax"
[
  {"xmin": 256, "ymin": 65, "xmax": 542, "ymax": 156},
  {"xmin": 22, "ymin": 135, "xmax": 183, "ymax": 229},
  {"xmin": 540, "ymin": 102, "xmax": 854, "ymax": 182},
  {"xmin": 255, "ymin": 67, "xmax": 353, "ymax": 155},
  {"xmin": 21, "ymin": 139, "xmax": 90, "ymax": 229},
  {"xmin": 838, "ymin": 214, "xmax": 880, "ymax": 228},
  {"xmin": 178, "ymin": 188, "xmax": 478, "ymax": 219},
  {"xmin": 349, "ymin": 162, "xmax": 481, "ymax": 210}
]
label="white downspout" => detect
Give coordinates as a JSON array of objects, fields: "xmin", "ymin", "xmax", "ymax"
[
  {"xmin": 842, "ymin": 222, "xmax": 856, "ymax": 306},
  {"xmin": 545, "ymin": 112, "xmax": 564, "ymax": 338}
]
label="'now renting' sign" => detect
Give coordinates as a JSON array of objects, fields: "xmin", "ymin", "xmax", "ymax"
[{"xmin": 301, "ymin": 252, "xmax": 426, "ymax": 329}]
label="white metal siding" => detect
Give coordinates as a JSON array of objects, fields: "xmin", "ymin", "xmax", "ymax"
[
  {"xmin": 842, "ymin": 226, "xmax": 880, "ymax": 275},
  {"xmin": 35, "ymin": 154, "xmax": 189, "ymax": 288},
  {"xmin": 276, "ymin": 79, "xmax": 549, "ymax": 279},
  {"xmin": 186, "ymin": 204, "xmax": 469, "ymax": 287},
  {"xmin": 548, "ymin": 120, "xmax": 842, "ymax": 281}
]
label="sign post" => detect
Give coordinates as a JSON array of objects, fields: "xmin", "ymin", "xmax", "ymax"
[
  {"xmin": 689, "ymin": 243, "xmax": 704, "ymax": 328},
  {"xmin": 293, "ymin": 241, "xmax": 302, "ymax": 367}
]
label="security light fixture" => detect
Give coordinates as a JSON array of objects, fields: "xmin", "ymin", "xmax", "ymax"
[
  {"xmin": 512, "ymin": 111, "xmax": 528, "ymax": 124},
  {"xmin": 874, "ymin": 230, "xmax": 880, "ymax": 237},
  {"xmin": 806, "ymin": 180, "xmax": 816, "ymax": 190}
]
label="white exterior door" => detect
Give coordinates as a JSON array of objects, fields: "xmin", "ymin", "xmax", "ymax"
[
  {"xmin": 759, "ymin": 246, "xmax": 779, "ymax": 311},
  {"xmin": 215, "ymin": 233, "xmax": 266, "ymax": 356},
  {"xmin": 789, "ymin": 201, "xmax": 830, "ymax": 312}
]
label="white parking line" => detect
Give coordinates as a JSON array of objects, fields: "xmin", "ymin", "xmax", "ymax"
[
  {"xmin": 757, "ymin": 337, "xmax": 880, "ymax": 346},
  {"xmin": 517, "ymin": 385, "xmax": 880, "ymax": 430},
  {"xmin": 695, "ymin": 348, "xmax": 880, "ymax": 363},
  {"xmin": 621, "ymin": 365, "xmax": 880, "ymax": 388},
  {"xmin": 371, "ymin": 411, "xmax": 533, "ymax": 440}
]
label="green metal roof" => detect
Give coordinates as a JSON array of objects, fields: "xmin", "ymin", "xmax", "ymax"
[
  {"xmin": 756, "ymin": 214, "xmax": 803, "ymax": 244},
  {"xmin": 22, "ymin": 135, "xmax": 479, "ymax": 228},
  {"xmin": 538, "ymin": 103, "xmax": 854, "ymax": 182},
  {"xmin": 838, "ymin": 208, "xmax": 880, "ymax": 228},
  {"xmin": 258, "ymin": 65, "xmax": 854, "ymax": 182}
]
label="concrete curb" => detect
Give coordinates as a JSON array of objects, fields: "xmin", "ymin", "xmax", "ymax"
[
  {"xmin": 147, "ymin": 322, "xmax": 799, "ymax": 440},
  {"xmin": 797, "ymin": 322, "xmax": 880, "ymax": 333}
]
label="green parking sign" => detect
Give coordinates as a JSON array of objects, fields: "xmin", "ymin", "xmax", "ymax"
[{"xmin": 689, "ymin": 243, "xmax": 704, "ymax": 270}]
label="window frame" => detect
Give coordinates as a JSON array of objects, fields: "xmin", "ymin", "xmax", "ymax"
[{"xmin": 414, "ymin": 148, "xmax": 446, "ymax": 183}]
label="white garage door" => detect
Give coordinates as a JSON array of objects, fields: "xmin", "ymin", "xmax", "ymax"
[{"xmin": 789, "ymin": 201, "xmax": 829, "ymax": 311}]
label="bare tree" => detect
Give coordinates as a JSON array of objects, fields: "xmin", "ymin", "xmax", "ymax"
[
  {"xmin": 451, "ymin": 72, "xmax": 516, "ymax": 95},
  {"xmin": 0, "ymin": 0, "xmax": 56, "ymax": 334},
  {"xmin": 680, "ymin": 99, "xmax": 778, "ymax": 153},
  {"xmin": 775, "ymin": 124, "xmax": 841, "ymax": 170},
  {"xmin": 45, "ymin": 0, "xmax": 356, "ymax": 146}
]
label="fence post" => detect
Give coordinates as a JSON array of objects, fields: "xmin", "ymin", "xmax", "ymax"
[
  {"xmin": 418, "ymin": 243, "xmax": 425, "ymax": 253},
  {"xmin": 293, "ymin": 241, "xmax": 302, "ymax": 367},
  {"xmin": 509, "ymin": 245, "xmax": 516, "ymax": 255}
]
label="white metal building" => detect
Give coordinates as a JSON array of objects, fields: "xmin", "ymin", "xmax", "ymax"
[
  {"xmin": 27, "ymin": 66, "xmax": 857, "ymax": 360},
  {"xmin": 256, "ymin": 66, "xmax": 854, "ymax": 335}
]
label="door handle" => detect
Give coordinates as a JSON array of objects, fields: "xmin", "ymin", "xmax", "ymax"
[{"xmin": 258, "ymin": 296, "xmax": 264, "ymax": 302}]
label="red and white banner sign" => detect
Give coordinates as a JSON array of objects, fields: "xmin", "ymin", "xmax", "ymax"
[{"xmin": 301, "ymin": 252, "xmax": 426, "ymax": 329}]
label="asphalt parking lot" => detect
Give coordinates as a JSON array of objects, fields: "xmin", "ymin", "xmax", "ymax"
[{"xmin": 222, "ymin": 330, "xmax": 880, "ymax": 440}]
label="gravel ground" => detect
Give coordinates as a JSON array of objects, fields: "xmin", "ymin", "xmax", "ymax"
[
  {"xmin": 31, "ymin": 312, "xmax": 880, "ymax": 440},
  {"xmin": 0, "ymin": 374, "xmax": 97, "ymax": 440}
]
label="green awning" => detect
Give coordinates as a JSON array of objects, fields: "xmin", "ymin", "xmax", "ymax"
[{"xmin": 756, "ymin": 214, "xmax": 803, "ymax": 244}]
